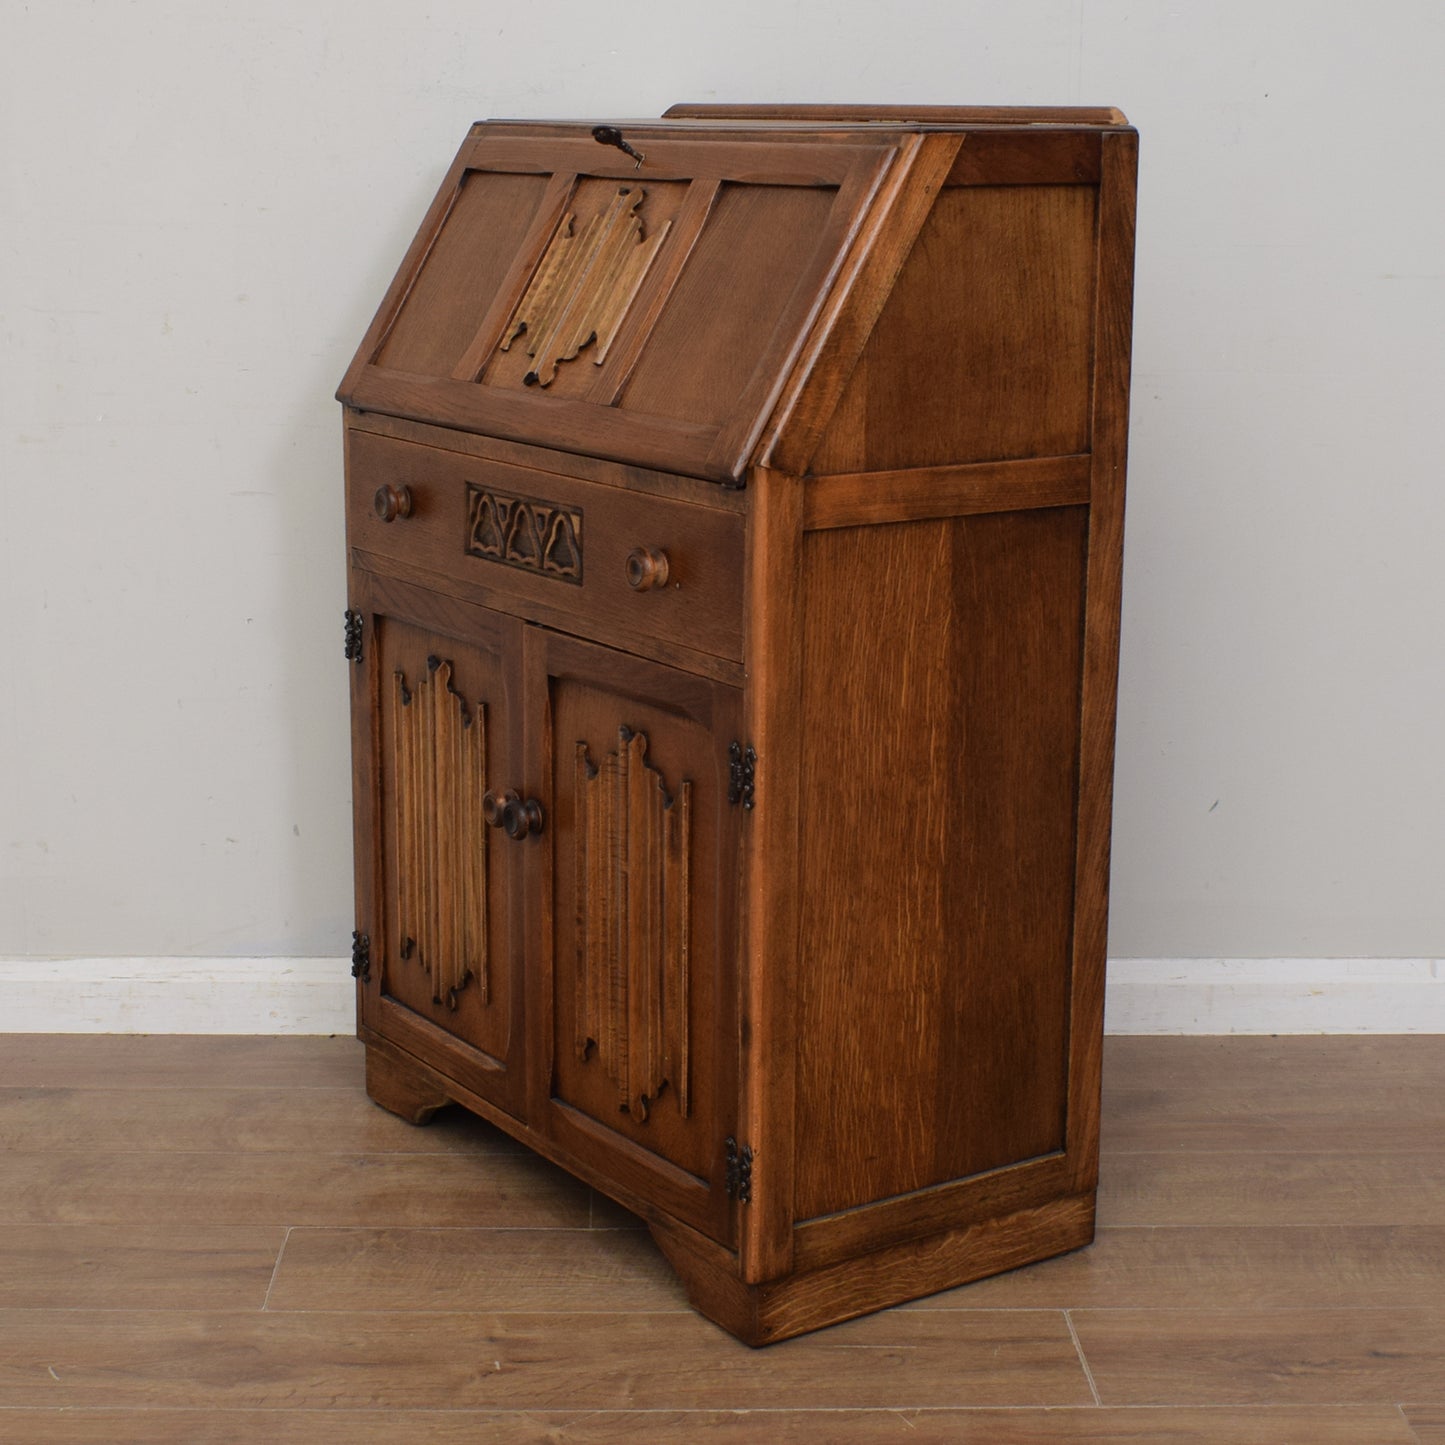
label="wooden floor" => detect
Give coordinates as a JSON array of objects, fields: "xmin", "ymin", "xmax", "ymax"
[{"xmin": 0, "ymin": 1035, "xmax": 1442, "ymax": 1443}]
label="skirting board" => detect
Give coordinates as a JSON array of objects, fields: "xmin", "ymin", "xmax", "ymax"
[
  {"xmin": 1104, "ymin": 957, "xmax": 1445, "ymax": 1035},
  {"xmin": 0, "ymin": 957, "xmax": 355, "ymax": 1035},
  {"xmin": 0, "ymin": 957, "xmax": 1442, "ymax": 1035}
]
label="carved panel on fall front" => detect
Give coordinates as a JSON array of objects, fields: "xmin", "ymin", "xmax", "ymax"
[
  {"xmin": 574, "ymin": 727, "xmax": 692, "ymax": 1122},
  {"xmin": 465, "ymin": 484, "xmax": 583, "ymax": 584},
  {"xmin": 390, "ymin": 656, "xmax": 489, "ymax": 1009},
  {"xmin": 498, "ymin": 186, "xmax": 671, "ymax": 387}
]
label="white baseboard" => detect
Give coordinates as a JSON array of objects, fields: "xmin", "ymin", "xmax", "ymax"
[
  {"xmin": 0, "ymin": 957, "xmax": 355, "ymax": 1034},
  {"xmin": 0, "ymin": 956, "xmax": 1441, "ymax": 1035},
  {"xmin": 1104, "ymin": 957, "xmax": 1445, "ymax": 1034}
]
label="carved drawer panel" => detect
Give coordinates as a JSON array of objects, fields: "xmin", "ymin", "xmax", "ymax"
[{"xmin": 346, "ymin": 430, "xmax": 744, "ymax": 665}]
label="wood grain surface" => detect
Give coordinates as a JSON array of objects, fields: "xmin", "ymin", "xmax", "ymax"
[
  {"xmin": 2, "ymin": 1033, "xmax": 1442, "ymax": 1434},
  {"xmin": 0, "ymin": 1406, "xmax": 1424, "ymax": 1445},
  {"xmin": 339, "ymin": 110, "xmax": 1139, "ymax": 1341}
]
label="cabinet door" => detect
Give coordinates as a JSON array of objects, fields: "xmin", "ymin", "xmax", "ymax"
[
  {"xmin": 350, "ymin": 572, "xmax": 525, "ymax": 1115},
  {"xmin": 525, "ymin": 631, "xmax": 741, "ymax": 1246}
]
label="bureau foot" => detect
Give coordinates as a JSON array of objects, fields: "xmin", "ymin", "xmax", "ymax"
[
  {"xmin": 364, "ymin": 1042, "xmax": 452, "ymax": 1124},
  {"xmin": 650, "ymin": 1191, "xmax": 1096, "ymax": 1347}
]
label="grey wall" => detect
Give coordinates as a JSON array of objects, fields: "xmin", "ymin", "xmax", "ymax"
[{"xmin": 2, "ymin": 1, "xmax": 1441, "ymax": 974}]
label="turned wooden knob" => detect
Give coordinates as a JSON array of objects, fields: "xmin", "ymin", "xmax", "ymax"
[
  {"xmin": 373, "ymin": 483, "xmax": 413, "ymax": 522},
  {"xmin": 625, "ymin": 545, "xmax": 670, "ymax": 591},
  {"xmin": 483, "ymin": 789, "xmax": 545, "ymax": 840}
]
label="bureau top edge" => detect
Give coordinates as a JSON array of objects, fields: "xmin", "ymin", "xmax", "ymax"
[{"xmin": 485, "ymin": 103, "xmax": 1131, "ymax": 131}]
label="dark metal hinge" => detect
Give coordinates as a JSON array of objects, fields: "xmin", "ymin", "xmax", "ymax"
[
  {"xmin": 724, "ymin": 1136, "xmax": 754, "ymax": 1202},
  {"xmin": 343, "ymin": 609, "xmax": 364, "ymax": 663},
  {"xmin": 350, "ymin": 930, "xmax": 371, "ymax": 982},
  {"xmin": 727, "ymin": 742, "xmax": 757, "ymax": 810}
]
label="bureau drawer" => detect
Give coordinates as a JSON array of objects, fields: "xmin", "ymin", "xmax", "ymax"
[{"xmin": 346, "ymin": 431, "xmax": 744, "ymax": 663}]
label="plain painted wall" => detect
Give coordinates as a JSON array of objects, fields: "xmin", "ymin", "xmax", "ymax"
[{"xmin": 2, "ymin": 1, "xmax": 1442, "ymax": 964}]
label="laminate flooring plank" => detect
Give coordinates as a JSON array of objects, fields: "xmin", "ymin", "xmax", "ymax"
[
  {"xmin": 1102, "ymin": 1101, "xmax": 1445, "ymax": 1155},
  {"xmin": 0, "ymin": 1309, "xmax": 1092, "ymax": 1410},
  {"xmin": 1405, "ymin": 1405, "xmax": 1445, "ymax": 1442},
  {"xmin": 0, "ymin": 1405, "xmax": 1423, "ymax": 1444},
  {"xmin": 0, "ymin": 1036, "xmax": 365, "ymax": 1089},
  {"xmin": 0, "ymin": 1226, "xmax": 284, "ymax": 1311},
  {"xmin": 900, "ymin": 1223, "xmax": 1445, "ymax": 1311},
  {"xmin": 1099, "ymin": 1152, "xmax": 1445, "ymax": 1226},
  {"xmin": 0, "ymin": 1087, "xmax": 521, "ymax": 1155},
  {"xmin": 0, "ymin": 1151, "xmax": 591, "ymax": 1228},
  {"xmin": 267, "ymin": 1226, "xmax": 686, "ymax": 1312},
  {"xmin": 1102, "ymin": 1035, "xmax": 1445, "ymax": 1155},
  {"xmin": 1073, "ymin": 1308, "xmax": 1445, "ymax": 1406},
  {"xmin": 1102, "ymin": 1035, "xmax": 1445, "ymax": 1093}
]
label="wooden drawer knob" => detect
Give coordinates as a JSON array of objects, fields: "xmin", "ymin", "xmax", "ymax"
[
  {"xmin": 373, "ymin": 483, "xmax": 413, "ymax": 523},
  {"xmin": 625, "ymin": 546, "xmax": 670, "ymax": 591},
  {"xmin": 483, "ymin": 789, "xmax": 545, "ymax": 840}
]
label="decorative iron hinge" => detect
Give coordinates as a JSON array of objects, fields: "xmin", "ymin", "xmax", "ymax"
[
  {"xmin": 724, "ymin": 1136, "xmax": 754, "ymax": 1203},
  {"xmin": 350, "ymin": 930, "xmax": 371, "ymax": 982},
  {"xmin": 727, "ymin": 742, "xmax": 757, "ymax": 810},
  {"xmin": 343, "ymin": 609, "xmax": 364, "ymax": 663}
]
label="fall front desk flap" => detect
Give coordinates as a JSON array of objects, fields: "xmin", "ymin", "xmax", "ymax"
[
  {"xmin": 332, "ymin": 106, "xmax": 1132, "ymax": 488},
  {"xmin": 337, "ymin": 117, "xmax": 917, "ymax": 484}
]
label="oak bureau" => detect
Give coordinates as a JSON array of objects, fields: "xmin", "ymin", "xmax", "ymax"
[{"xmin": 338, "ymin": 103, "xmax": 1138, "ymax": 1344}]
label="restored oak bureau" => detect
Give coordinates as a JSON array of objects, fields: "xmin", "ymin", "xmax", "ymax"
[{"xmin": 339, "ymin": 103, "xmax": 1137, "ymax": 1344}]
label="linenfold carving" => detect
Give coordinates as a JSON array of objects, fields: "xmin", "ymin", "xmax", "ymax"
[
  {"xmin": 391, "ymin": 656, "xmax": 488, "ymax": 1009},
  {"xmin": 499, "ymin": 186, "xmax": 670, "ymax": 387},
  {"xmin": 574, "ymin": 727, "xmax": 692, "ymax": 1122}
]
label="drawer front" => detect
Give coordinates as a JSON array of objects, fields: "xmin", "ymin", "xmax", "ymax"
[{"xmin": 347, "ymin": 431, "xmax": 744, "ymax": 663}]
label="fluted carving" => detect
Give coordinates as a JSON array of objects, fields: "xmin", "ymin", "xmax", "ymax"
[
  {"xmin": 391, "ymin": 656, "xmax": 488, "ymax": 1008},
  {"xmin": 498, "ymin": 186, "xmax": 671, "ymax": 387},
  {"xmin": 574, "ymin": 727, "xmax": 692, "ymax": 1121}
]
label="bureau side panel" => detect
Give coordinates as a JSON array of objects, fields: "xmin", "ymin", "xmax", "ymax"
[
  {"xmin": 809, "ymin": 184, "xmax": 1097, "ymax": 474},
  {"xmin": 793, "ymin": 506, "xmax": 1088, "ymax": 1221}
]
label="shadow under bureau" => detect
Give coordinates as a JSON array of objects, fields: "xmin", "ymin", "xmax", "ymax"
[{"xmin": 338, "ymin": 102, "xmax": 1138, "ymax": 1345}]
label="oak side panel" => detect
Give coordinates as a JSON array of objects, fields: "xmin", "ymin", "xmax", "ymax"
[
  {"xmin": 810, "ymin": 185, "xmax": 1098, "ymax": 472},
  {"xmin": 794, "ymin": 507, "xmax": 1088, "ymax": 1220},
  {"xmin": 738, "ymin": 468, "xmax": 806, "ymax": 1282},
  {"xmin": 944, "ymin": 130, "xmax": 1104, "ymax": 185},
  {"xmin": 1065, "ymin": 128, "xmax": 1138, "ymax": 1194},
  {"xmin": 757, "ymin": 134, "xmax": 959, "ymax": 477}
]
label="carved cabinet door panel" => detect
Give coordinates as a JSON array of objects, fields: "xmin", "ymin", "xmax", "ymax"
[
  {"xmin": 350, "ymin": 572, "xmax": 526, "ymax": 1117},
  {"xmin": 524, "ymin": 630, "xmax": 742, "ymax": 1246}
]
